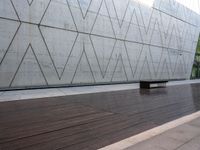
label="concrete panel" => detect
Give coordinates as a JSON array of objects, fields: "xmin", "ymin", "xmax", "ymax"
[{"xmin": 0, "ymin": 0, "xmax": 199, "ymax": 89}]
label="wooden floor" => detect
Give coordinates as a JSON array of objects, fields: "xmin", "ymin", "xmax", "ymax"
[{"xmin": 0, "ymin": 83, "xmax": 200, "ymax": 150}]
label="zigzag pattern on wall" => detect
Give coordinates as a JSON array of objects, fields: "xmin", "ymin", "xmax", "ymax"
[{"xmin": 0, "ymin": 0, "xmax": 199, "ymax": 89}]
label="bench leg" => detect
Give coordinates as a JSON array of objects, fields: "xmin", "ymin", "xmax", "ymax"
[{"xmin": 140, "ymin": 83, "xmax": 150, "ymax": 89}]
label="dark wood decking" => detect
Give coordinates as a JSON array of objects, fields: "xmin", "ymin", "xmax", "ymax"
[{"xmin": 0, "ymin": 83, "xmax": 200, "ymax": 150}]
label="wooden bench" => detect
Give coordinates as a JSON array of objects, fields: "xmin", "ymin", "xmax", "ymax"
[{"xmin": 140, "ymin": 80, "xmax": 168, "ymax": 89}]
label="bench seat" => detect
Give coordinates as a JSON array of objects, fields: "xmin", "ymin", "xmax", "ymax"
[{"xmin": 140, "ymin": 80, "xmax": 168, "ymax": 89}]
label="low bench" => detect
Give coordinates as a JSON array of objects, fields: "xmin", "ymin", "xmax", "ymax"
[{"xmin": 140, "ymin": 80, "xmax": 168, "ymax": 89}]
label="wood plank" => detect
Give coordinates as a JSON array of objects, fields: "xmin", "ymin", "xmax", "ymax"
[{"xmin": 0, "ymin": 83, "xmax": 200, "ymax": 150}]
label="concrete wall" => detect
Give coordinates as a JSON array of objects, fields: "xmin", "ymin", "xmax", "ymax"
[{"xmin": 0, "ymin": 0, "xmax": 199, "ymax": 89}]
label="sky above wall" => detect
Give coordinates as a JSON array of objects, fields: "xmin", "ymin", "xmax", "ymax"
[
  {"xmin": 176, "ymin": 0, "xmax": 200, "ymax": 15},
  {"xmin": 137, "ymin": 0, "xmax": 200, "ymax": 15}
]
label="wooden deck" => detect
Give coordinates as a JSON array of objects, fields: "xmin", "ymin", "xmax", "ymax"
[{"xmin": 0, "ymin": 83, "xmax": 200, "ymax": 150}]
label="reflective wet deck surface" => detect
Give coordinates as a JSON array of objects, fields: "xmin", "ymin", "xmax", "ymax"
[{"xmin": 0, "ymin": 83, "xmax": 200, "ymax": 150}]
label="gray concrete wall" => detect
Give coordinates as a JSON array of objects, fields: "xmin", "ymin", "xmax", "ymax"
[{"xmin": 0, "ymin": 0, "xmax": 199, "ymax": 89}]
